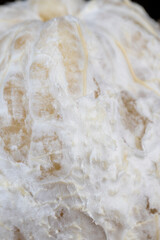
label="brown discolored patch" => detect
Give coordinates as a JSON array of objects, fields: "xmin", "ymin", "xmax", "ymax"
[
  {"xmin": 54, "ymin": 208, "xmax": 65, "ymax": 226},
  {"xmin": 93, "ymin": 78, "xmax": 101, "ymax": 99},
  {"xmin": 147, "ymin": 234, "xmax": 152, "ymax": 240},
  {"xmin": 55, "ymin": 208, "xmax": 64, "ymax": 219},
  {"xmin": 14, "ymin": 227, "xmax": 26, "ymax": 240},
  {"xmin": 146, "ymin": 198, "xmax": 158, "ymax": 215},
  {"xmin": 60, "ymin": 209, "xmax": 64, "ymax": 218},
  {"xmin": 29, "ymin": 61, "xmax": 61, "ymax": 119},
  {"xmin": 0, "ymin": 119, "xmax": 32, "ymax": 163},
  {"xmin": 53, "ymin": 162, "xmax": 61, "ymax": 171},
  {"xmin": 58, "ymin": 19, "xmax": 84, "ymax": 96},
  {"xmin": 30, "ymin": 62, "xmax": 49, "ymax": 80},
  {"xmin": 40, "ymin": 162, "xmax": 61, "ymax": 178},
  {"xmin": 14, "ymin": 36, "xmax": 29, "ymax": 50},
  {"xmin": 121, "ymin": 91, "xmax": 148, "ymax": 150},
  {"xmin": 3, "ymin": 76, "xmax": 25, "ymax": 117},
  {"xmin": 1, "ymin": 75, "xmax": 32, "ymax": 163},
  {"xmin": 32, "ymin": 133, "xmax": 62, "ymax": 179},
  {"xmin": 31, "ymin": 92, "xmax": 55, "ymax": 118}
]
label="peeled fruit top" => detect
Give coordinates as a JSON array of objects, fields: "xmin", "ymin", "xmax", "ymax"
[{"xmin": 0, "ymin": 0, "xmax": 160, "ymax": 240}]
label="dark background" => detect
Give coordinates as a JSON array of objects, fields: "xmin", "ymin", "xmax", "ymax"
[{"xmin": 0, "ymin": 0, "xmax": 159, "ymax": 21}]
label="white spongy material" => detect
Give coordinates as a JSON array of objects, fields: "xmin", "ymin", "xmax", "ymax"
[{"xmin": 0, "ymin": 0, "xmax": 160, "ymax": 239}]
